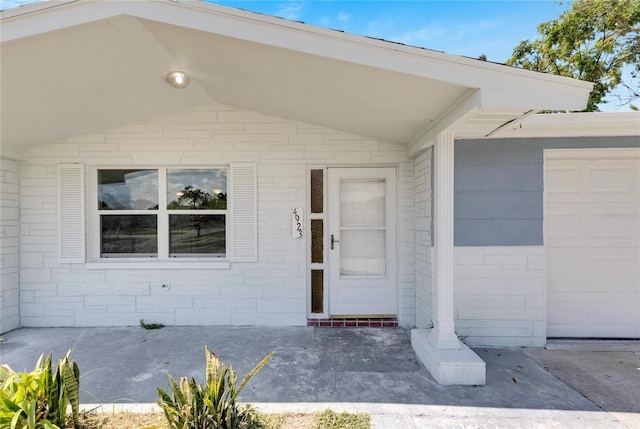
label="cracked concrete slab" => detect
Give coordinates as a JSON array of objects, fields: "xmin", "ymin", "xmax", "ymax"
[{"xmin": 1, "ymin": 327, "xmax": 637, "ymax": 428}]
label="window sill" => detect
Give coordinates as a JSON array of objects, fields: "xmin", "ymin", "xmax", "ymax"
[{"xmin": 86, "ymin": 260, "xmax": 231, "ymax": 270}]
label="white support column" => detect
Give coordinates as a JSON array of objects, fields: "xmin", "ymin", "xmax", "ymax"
[
  {"xmin": 429, "ymin": 131, "xmax": 461, "ymax": 349},
  {"xmin": 411, "ymin": 131, "xmax": 486, "ymax": 386}
]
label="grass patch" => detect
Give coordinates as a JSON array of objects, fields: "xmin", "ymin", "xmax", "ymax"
[
  {"xmin": 71, "ymin": 409, "xmax": 370, "ymax": 429},
  {"xmin": 139, "ymin": 319, "xmax": 164, "ymax": 330},
  {"xmin": 316, "ymin": 409, "xmax": 370, "ymax": 429},
  {"xmin": 76, "ymin": 410, "xmax": 168, "ymax": 429}
]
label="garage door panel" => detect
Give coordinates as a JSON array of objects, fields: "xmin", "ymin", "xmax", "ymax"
[
  {"xmin": 545, "ymin": 211, "xmax": 583, "ymax": 243},
  {"xmin": 547, "ymin": 252, "xmax": 584, "ymax": 291},
  {"xmin": 545, "ymin": 148, "xmax": 640, "ymax": 338},
  {"xmin": 587, "ymin": 249, "xmax": 639, "ymax": 291},
  {"xmin": 547, "ymin": 205, "xmax": 639, "ymax": 247},
  {"xmin": 548, "ymin": 247, "xmax": 639, "ymax": 293},
  {"xmin": 586, "ymin": 205, "xmax": 639, "ymax": 246},
  {"xmin": 548, "ymin": 292, "xmax": 640, "ymax": 338},
  {"xmin": 545, "ymin": 166, "xmax": 580, "ymax": 196},
  {"xmin": 577, "ymin": 248, "xmax": 638, "ymax": 291},
  {"xmin": 588, "ymin": 164, "xmax": 639, "ymax": 197},
  {"xmin": 546, "ymin": 158, "xmax": 639, "ymax": 203}
]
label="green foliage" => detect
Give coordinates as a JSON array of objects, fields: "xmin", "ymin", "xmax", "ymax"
[
  {"xmin": 167, "ymin": 186, "xmax": 227, "ymax": 210},
  {"xmin": 315, "ymin": 409, "xmax": 370, "ymax": 429},
  {"xmin": 0, "ymin": 351, "xmax": 80, "ymax": 429},
  {"xmin": 157, "ymin": 346, "xmax": 273, "ymax": 429},
  {"xmin": 39, "ymin": 351, "xmax": 81, "ymax": 428},
  {"xmin": 507, "ymin": 0, "xmax": 640, "ymax": 111},
  {"xmin": 0, "ymin": 365, "xmax": 55, "ymax": 429},
  {"xmin": 140, "ymin": 319, "xmax": 165, "ymax": 330}
]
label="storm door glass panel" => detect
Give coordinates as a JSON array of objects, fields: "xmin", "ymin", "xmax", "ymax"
[
  {"xmin": 101, "ymin": 215, "xmax": 157, "ymax": 257},
  {"xmin": 167, "ymin": 169, "xmax": 227, "ymax": 210},
  {"xmin": 339, "ymin": 179, "xmax": 386, "ymax": 276},
  {"xmin": 170, "ymin": 214, "xmax": 226, "ymax": 257},
  {"xmin": 98, "ymin": 170, "xmax": 158, "ymax": 210}
]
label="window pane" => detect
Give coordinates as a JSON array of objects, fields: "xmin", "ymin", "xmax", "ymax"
[
  {"xmin": 101, "ymin": 215, "xmax": 157, "ymax": 256},
  {"xmin": 167, "ymin": 169, "xmax": 227, "ymax": 210},
  {"xmin": 98, "ymin": 170, "xmax": 158, "ymax": 210},
  {"xmin": 340, "ymin": 179, "xmax": 386, "ymax": 227},
  {"xmin": 170, "ymin": 214, "xmax": 226, "ymax": 257},
  {"xmin": 340, "ymin": 230, "xmax": 386, "ymax": 276}
]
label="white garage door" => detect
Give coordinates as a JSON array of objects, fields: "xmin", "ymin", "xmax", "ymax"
[{"xmin": 545, "ymin": 148, "xmax": 640, "ymax": 338}]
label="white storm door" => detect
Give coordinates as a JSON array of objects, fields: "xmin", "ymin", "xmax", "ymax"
[{"xmin": 328, "ymin": 168, "xmax": 397, "ymax": 317}]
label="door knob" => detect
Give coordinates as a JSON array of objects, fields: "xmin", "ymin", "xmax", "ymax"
[{"xmin": 331, "ymin": 234, "xmax": 340, "ymax": 250}]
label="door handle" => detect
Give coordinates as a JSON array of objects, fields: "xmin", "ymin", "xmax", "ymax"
[{"xmin": 331, "ymin": 234, "xmax": 340, "ymax": 250}]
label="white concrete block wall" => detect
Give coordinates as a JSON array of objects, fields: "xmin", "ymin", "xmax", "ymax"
[
  {"xmin": 454, "ymin": 246, "xmax": 546, "ymax": 347},
  {"xmin": 1, "ymin": 157, "xmax": 20, "ymax": 333},
  {"xmin": 397, "ymin": 162, "xmax": 416, "ymax": 327},
  {"xmin": 413, "ymin": 149, "xmax": 433, "ymax": 328},
  {"xmin": 19, "ymin": 102, "xmax": 414, "ymax": 328}
]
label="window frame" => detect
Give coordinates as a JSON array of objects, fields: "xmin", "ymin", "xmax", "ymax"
[{"xmin": 88, "ymin": 165, "xmax": 230, "ymax": 264}]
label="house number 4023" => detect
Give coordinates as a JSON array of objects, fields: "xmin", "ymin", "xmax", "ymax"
[{"xmin": 292, "ymin": 208, "xmax": 303, "ymax": 239}]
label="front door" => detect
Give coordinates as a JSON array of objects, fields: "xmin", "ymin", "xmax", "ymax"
[{"xmin": 328, "ymin": 168, "xmax": 397, "ymax": 317}]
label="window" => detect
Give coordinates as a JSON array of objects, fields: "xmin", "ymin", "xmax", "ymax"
[{"xmin": 97, "ymin": 168, "xmax": 227, "ymax": 258}]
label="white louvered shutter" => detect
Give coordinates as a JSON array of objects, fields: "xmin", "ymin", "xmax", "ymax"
[
  {"xmin": 58, "ymin": 164, "xmax": 86, "ymax": 263},
  {"xmin": 230, "ymin": 163, "xmax": 257, "ymax": 262}
]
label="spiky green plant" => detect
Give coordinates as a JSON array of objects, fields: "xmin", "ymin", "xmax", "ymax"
[
  {"xmin": 157, "ymin": 346, "xmax": 273, "ymax": 429},
  {"xmin": 0, "ymin": 364, "xmax": 57, "ymax": 429},
  {"xmin": 0, "ymin": 350, "xmax": 80, "ymax": 429},
  {"xmin": 37, "ymin": 351, "xmax": 80, "ymax": 428}
]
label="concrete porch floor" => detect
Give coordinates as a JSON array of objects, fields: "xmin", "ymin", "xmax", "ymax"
[{"xmin": 0, "ymin": 327, "xmax": 638, "ymax": 428}]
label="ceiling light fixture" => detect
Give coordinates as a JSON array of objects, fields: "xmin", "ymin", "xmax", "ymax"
[{"xmin": 165, "ymin": 71, "xmax": 190, "ymax": 89}]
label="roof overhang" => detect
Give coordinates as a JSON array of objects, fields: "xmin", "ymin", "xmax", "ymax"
[{"xmin": 1, "ymin": 0, "xmax": 593, "ymax": 158}]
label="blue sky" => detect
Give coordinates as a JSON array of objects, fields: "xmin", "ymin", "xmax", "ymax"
[{"xmin": 214, "ymin": 1, "xmax": 571, "ymax": 63}]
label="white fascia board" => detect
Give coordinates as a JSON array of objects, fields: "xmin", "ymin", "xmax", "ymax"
[
  {"xmin": 0, "ymin": 1, "xmax": 105, "ymax": 41},
  {"xmin": 1, "ymin": 0, "xmax": 591, "ymax": 112},
  {"xmin": 481, "ymin": 81, "xmax": 590, "ymax": 112},
  {"xmin": 0, "ymin": 0, "xmax": 76, "ymax": 17},
  {"xmin": 491, "ymin": 112, "xmax": 640, "ymax": 138}
]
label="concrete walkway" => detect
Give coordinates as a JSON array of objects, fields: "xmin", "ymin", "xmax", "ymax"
[{"xmin": 1, "ymin": 327, "xmax": 638, "ymax": 428}]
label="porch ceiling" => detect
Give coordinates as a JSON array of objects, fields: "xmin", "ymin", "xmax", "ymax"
[{"xmin": 0, "ymin": 0, "xmax": 592, "ymax": 154}]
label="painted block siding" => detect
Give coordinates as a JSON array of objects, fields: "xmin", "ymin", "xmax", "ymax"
[
  {"xmin": 1, "ymin": 158, "xmax": 20, "ymax": 333},
  {"xmin": 454, "ymin": 246, "xmax": 545, "ymax": 347},
  {"xmin": 414, "ymin": 245, "xmax": 544, "ymax": 347},
  {"xmin": 17, "ymin": 102, "xmax": 415, "ymax": 328},
  {"xmin": 454, "ymin": 136, "xmax": 640, "ymax": 246},
  {"xmin": 413, "ymin": 149, "xmax": 433, "ymax": 329}
]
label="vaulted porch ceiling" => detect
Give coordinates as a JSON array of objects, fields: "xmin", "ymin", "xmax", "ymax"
[{"xmin": 0, "ymin": 0, "xmax": 592, "ymax": 155}]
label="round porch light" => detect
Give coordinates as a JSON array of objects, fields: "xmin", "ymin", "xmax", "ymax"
[{"xmin": 165, "ymin": 71, "xmax": 190, "ymax": 89}]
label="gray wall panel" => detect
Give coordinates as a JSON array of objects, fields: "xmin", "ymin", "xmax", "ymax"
[
  {"xmin": 455, "ymin": 219, "xmax": 544, "ymax": 246},
  {"xmin": 455, "ymin": 164, "xmax": 542, "ymax": 192},
  {"xmin": 455, "ymin": 191, "xmax": 542, "ymax": 220},
  {"xmin": 452, "ymin": 135, "xmax": 640, "ymax": 246},
  {"xmin": 455, "ymin": 139, "xmax": 542, "ymax": 165}
]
